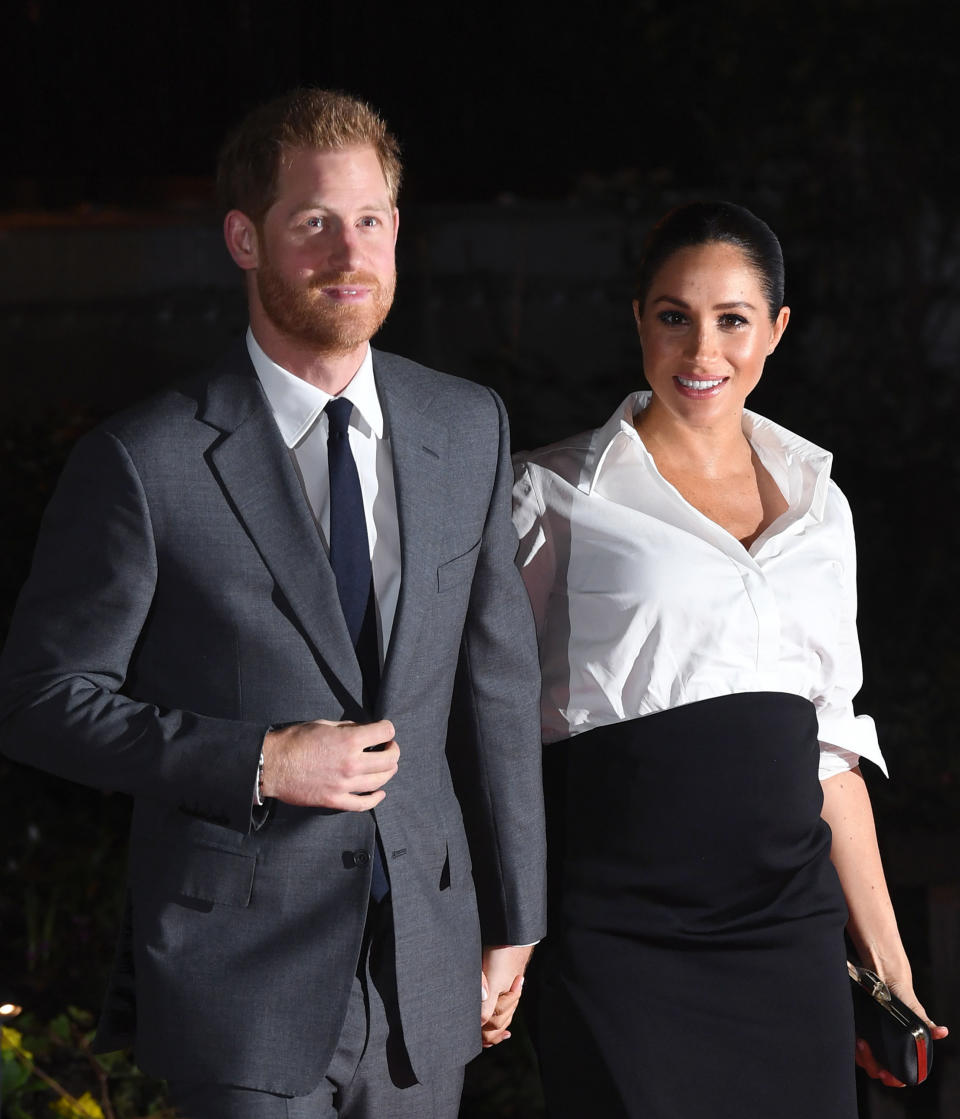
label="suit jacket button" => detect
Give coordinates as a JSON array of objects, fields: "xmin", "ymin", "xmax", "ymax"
[{"xmin": 354, "ymin": 850, "xmax": 371, "ymax": 867}]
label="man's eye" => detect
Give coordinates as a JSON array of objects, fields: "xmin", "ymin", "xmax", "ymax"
[
  {"xmin": 306, "ymin": 217, "xmax": 323, "ymax": 228},
  {"xmin": 359, "ymin": 216, "xmax": 379, "ymax": 227}
]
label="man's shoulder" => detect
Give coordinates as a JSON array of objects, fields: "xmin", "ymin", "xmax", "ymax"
[
  {"xmin": 94, "ymin": 343, "xmax": 256, "ymax": 447},
  {"xmin": 99, "ymin": 381, "xmax": 202, "ymax": 435},
  {"xmin": 371, "ymin": 348, "xmax": 498, "ymax": 411}
]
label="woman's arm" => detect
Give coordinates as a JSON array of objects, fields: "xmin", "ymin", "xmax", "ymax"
[
  {"xmin": 511, "ymin": 461, "xmax": 556, "ymax": 640},
  {"xmin": 821, "ymin": 766, "xmax": 949, "ymax": 1085}
]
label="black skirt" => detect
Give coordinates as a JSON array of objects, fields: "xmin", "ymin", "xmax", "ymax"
[{"xmin": 532, "ymin": 692, "xmax": 857, "ymax": 1119}]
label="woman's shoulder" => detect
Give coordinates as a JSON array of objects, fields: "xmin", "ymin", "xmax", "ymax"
[
  {"xmin": 824, "ymin": 476, "xmax": 855, "ymax": 528},
  {"xmin": 514, "ymin": 392, "xmax": 644, "ymax": 486},
  {"xmin": 513, "ymin": 427, "xmax": 597, "ymax": 484}
]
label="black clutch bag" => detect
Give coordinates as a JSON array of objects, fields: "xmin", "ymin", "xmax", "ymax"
[{"xmin": 848, "ymin": 962, "xmax": 933, "ymax": 1086}]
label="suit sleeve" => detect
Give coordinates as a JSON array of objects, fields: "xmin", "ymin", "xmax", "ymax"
[
  {"xmin": 0, "ymin": 427, "xmax": 267, "ymax": 834},
  {"xmin": 447, "ymin": 389, "xmax": 547, "ymax": 947}
]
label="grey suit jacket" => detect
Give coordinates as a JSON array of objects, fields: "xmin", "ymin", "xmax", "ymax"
[{"xmin": 0, "ymin": 344, "xmax": 546, "ymax": 1094}]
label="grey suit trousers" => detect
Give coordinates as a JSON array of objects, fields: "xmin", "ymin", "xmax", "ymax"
[{"xmin": 168, "ymin": 900, "xmax": 465, "ymax": 1119}]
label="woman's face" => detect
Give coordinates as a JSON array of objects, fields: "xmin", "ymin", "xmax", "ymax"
[{"xmin": 633, "ymin": 241, "xmax": 789, "ymax": 429}]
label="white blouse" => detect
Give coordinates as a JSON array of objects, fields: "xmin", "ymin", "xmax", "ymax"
[{"xmin": 512, "ymin": 392, "xmax": 887, "ymax": 781}]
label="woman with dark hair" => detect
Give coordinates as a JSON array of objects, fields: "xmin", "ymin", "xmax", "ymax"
[{"xmin": 513, "ymin": 202, "xmax": 947, "ymax": 1117}]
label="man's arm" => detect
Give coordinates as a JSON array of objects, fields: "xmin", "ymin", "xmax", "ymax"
[
  {"xmin": 446, "ymin": 388, "xmax": 547, "ymax": 1036},
  {"xmin": 0, "ymin": 428, "xmax": 264, "ymax": 832},
  {"xmin": 0, "ymin": 428, "xmax": 398, "ymax": 831}
]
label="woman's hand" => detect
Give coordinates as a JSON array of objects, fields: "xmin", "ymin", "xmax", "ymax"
[
  {"xmin": 819, "ymin": 769, "xmax": 949, "ymax": 1084},
  {"xmin": 854, "ymin": 977, "xmax": 949, "ymax": 1087},
  {"xmin": 480, "ymin": 974, "xmax": 525, "ymax": 1047},
  {"xmin": 480, "ymin": 945, "xmax": 532, "ymax": 1047}
]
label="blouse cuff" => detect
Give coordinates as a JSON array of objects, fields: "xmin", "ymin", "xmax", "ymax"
[
  {"xmin": 816, "ymin": 710, "xmax": 888, "ymax": 777},
  {"xmin": 817, "ymin": 743, "xmax": 861, "ymax": 781}
]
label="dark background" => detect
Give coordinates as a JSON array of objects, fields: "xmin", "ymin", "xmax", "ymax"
[{"xmin": 2, "ymin": 2, "xmax": 958, "ymax": 1116}]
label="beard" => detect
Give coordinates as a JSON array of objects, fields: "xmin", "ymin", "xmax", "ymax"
[{"xmin": 256, "ymin": 260, "xmax": 396, "ymax": 356}]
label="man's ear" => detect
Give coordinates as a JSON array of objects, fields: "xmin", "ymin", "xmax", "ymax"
[{"xmin": 223, "ymin": 210, "xmax": 259, "ymax": 271}]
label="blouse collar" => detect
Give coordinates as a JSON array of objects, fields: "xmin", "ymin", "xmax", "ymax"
[{"xmin": 580, "ymin": 391, "xmax": 835, "ymax": 522}]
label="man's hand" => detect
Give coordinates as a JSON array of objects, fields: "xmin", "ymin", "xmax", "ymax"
[
  {"xmin": 480, "ymin": 944, "xmax": 533, "ymax": 1047},
  {"xmin": 261, "ymin": 719, "xmax": 399, "ymax": 808}
]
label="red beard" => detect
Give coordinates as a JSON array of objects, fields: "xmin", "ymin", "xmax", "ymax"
[{"xmin": 256, "ymin": 265, "xmax": 396, "ymax": 355}]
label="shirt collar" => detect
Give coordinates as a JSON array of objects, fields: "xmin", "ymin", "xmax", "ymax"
[
  {"xmin": 741, "ymin": 409, "xmax": 834, "ymax": 521},
  {"xmin": 579, "ymin": 390, "xmax": 650, "ymax": 493},
  {"xmin": 246, "ymin": 327, "xmax": 384, "ymax": 448},
  {"xmin": 582, "ymin": 390, "xmax": 835, "ymax": 520}
]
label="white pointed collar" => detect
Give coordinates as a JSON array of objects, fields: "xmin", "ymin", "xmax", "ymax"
[{"xmin": 246, "ymin": 327, "xmax": 385, "ymax": 448}]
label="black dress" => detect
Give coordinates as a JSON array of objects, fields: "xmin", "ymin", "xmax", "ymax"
[{"xmin": 533, "ymin": 691, "xmax": 857, "ymax": 1119}]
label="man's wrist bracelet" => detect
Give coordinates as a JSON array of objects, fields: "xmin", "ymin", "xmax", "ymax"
[{"xmin": 256, "ymin": 750, "xmax": 265, "ymax": 806}]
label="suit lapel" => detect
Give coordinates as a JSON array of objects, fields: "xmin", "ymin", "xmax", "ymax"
[
  {"xmin": 200, "ymin": 347, "xmax": 365, "ymax": 712},
  {"xmin": 374, "ymin": 352, "xmax": 446, "ymax": 711}
]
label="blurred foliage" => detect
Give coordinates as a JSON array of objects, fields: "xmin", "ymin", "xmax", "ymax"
[{"xmin": 1, "ymin": 1008, "xmax": 172, "ymax": 1119}]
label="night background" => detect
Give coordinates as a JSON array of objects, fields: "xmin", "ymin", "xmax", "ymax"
[{"xmin": 2, "ymin": 2, "xmax": 958, "ymax": 1116}]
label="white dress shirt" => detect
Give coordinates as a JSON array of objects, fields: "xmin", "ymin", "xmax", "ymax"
[
  {"xmin": 246, "ymin": 329, "xmax": 402, "ymax": 660},
  {"xmin": 512, "ymin": 391, "xmax": 887, "ymax": 781}
]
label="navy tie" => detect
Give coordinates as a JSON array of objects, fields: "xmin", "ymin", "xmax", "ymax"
[{"xmin": 325, "ymin": 397, "xmax": 389, "ymax": 901}]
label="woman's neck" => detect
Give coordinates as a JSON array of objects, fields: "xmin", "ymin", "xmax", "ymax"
[{"xmin": 633, "ymin": 397, "xmax": 753, "ymax": 480}]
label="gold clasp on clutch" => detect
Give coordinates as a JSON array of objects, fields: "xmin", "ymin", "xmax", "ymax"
[{"xmin": 847, "ymin": 961, "xmax": 893, "ymax": 1006}]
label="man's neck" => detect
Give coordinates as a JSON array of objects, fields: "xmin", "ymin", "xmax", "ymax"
[{"xmin": 249, "ymin": 314, "xmax": 368, "ymax": 395}]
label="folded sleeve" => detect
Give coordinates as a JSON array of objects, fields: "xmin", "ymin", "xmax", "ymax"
[{"xmin": 815, "ymin": 484, "xmax": 887, "ymax": 779}]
